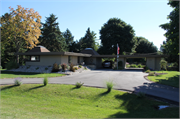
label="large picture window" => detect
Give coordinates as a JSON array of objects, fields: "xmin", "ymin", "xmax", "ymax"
[{"xmin": 26, "ymin": 55, "xmax": 40, "ymax": 62}]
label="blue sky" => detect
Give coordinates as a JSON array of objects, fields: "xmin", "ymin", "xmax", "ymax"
[{"xmin": 1, "ymin": 0, "xmax": 173, "ymax": 50}]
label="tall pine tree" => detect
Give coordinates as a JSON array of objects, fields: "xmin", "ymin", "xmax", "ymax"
[
  {"xmin": 81, "ymin": 28, "xmax": 96, "ymax": 50},
  {"xmin": 38, "ymin": 14, "xmax": 67, "ymax": 52},
  {"xmin": 63, "ymin": 29, "xmax": 74, "ymax": 52}
]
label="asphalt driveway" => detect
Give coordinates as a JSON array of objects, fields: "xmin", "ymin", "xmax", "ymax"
[{"xmin": 0, "ymin": 69, "xmax": 179, "ymax": 103}]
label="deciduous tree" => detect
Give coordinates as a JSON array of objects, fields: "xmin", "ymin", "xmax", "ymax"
[
  {"xmin": 1, "ymin": 5, "xmax": 42, "ymax": 64},
  {"xmin": 98, "ymin": 18, "xmax": 135, "ymax": 55},
  {"xmin": 159, "ymin": 1, "xmax": 179, "ymax": 67},
  {"xmin": 135, "ymin": 37, "xmax": 157, "ymax": 53}
]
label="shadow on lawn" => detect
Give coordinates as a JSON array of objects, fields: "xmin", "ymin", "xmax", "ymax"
[
  {"xmin": 93, "ymin": 90, "xmax": 110, "ymax": 101},
  {"xmin": 0, "ymin": 85, "xmax": 19, "ymax": 91},
  {"xmin": 27, "ymin": 85, "xmax": 45, "ymax": 91},
  {"xmin": 1, "ymin": 71, "xmax": 41, "ymax": 76},
  {"xmin": 156, "ymin": 75, "xmax": 179, "ymax": 88},
  {"xmin": 71, "ymin": 87, "xmax": 80, "ymax": 90},
  {"xmin": 107, "ymin": 93, "xmax": 179, "ymax": 118},
  {"xmin": 108, "ymin": 93, "xmax": 150, "ymax": 118}
]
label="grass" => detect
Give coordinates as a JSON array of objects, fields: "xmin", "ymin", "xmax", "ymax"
[
  {"xmin": 0, "ymin": 84, "xmax": 179, "ymax": 118},
  {"xmin": 147, "ymin": 71, "xmax": 180, "ymax": 88},
  {"xmin": 0, "ymin": 70, "xmax": 65, "ymax": 79}
]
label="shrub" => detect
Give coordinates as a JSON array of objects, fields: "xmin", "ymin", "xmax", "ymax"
[
  {"xmin": 126, "ymin": 64, "xmax": 130, "ymax": 68},
  {"xmin": 14, "ymin": 78, "xmax": 22, "ymax": 86},
  {"xmin": 142, "ymin": 65, "xmax": 146, "ymax": 68},
  {"xmin": 106, "ymin": 81, "xmax": 114, "ymax": 92},
  {"xmin": 79, "ymin": 65, "xmax": 82, "ymax": 68},
  {"xmin": 137, "ymin": 64, "xmax": 142, "ymax": 68},
  {"xmin": 84, "ymin": 67, "xmax": 87, "ymax": 70},
  {"xmin": 59, "ymin": 64, "xmax": 62, "ymax": 69},
  {"xmin": 75, "ymin": 82, "xmax": 84, "ymax": 88},
  {"xmin": 148, "ymin": 72, "xmax": 155, "ymax": 76},
  {"xmin": 160, "ymin": 59, "xmax": 167, "ymax": 71},
  {"xmin": 136, "ymin": 91, "xmax": 146, "ymax": 98},
  {"xmin": 70, "ymin": 63, "xmax": 75, "ymax": 72},
  {"xmin": 52, "ymin": 63, "xmax": 59, "ymax": 72},
  {"xmin": 66, "ymin": 64, "xmax": 70, "ymax": 70},
  {"xmin": 145, "ymin": 69, "xmax": 151, "ymax": 73},
  {"xmin": 43, "ymin": 77, "xmax": 48, "ymax": 86},
  {"xmin": 130, "ymin": 64, "xmax": 136, "ymax": 68},
  {"xmin": 6, "ymin": 60, "xmax": 19, "ymax": 70},
  {"xmin": 74, "ymin": 67, "xmax": 78, "ymax": 70},
  {"xmin": 61, "ymin": 63, "xmax": 67, "ymax": 72}
]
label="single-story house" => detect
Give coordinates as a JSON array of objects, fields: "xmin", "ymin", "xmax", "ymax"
[
  {"xmin": 15, "ymin": 45, "xmax": 168, "ymax": 70},
  {"xmin": 15, "ymin": 46, "xmax": 103, "ymax": 69}
]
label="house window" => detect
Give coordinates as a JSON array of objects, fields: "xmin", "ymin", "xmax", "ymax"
[
  {"xmin": 26, "ymin": 55, "xmax": 40, "ymax": 62},
  {"xmin": 68, "ymin": 56, "xmax": 72, "ymax": 63}
]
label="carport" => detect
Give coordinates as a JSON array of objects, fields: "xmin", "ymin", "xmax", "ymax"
[{"xmin": 81, "ymin": 48, "xmax": 168, "ymax": 70}]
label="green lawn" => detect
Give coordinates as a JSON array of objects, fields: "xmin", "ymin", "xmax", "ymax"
[
  {"xmin": 147, "ymin": 71, "xmax": 180, "ymax": 88},
  {"xmin": 0, "ymin": 71, "xmax": 65, "ymax": 79},
  {"xmin": 0, "ymin": 84, "xmax": 179, "ymax": 118}
]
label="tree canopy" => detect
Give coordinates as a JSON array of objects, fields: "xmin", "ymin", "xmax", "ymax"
[
  {"xmin": 63, "ymin": 29, "xmax": 74, "ymax": 52},
  {"xmin": 159, "ymin": 1, "xmax": 179, "ymax": 66},
  {"xmin": 98, "ymin": 18, "xmax": 135, "ymax": 55},
  {"xmin": 134, "ymin": 37, "xmax": 157, "ymax": 54},
  {"xmin": 80, "ymin": 28, "xmax": 96, "ymax": 50},
  {"xmin": 38, "ymin": 14, "xmax": 67, "ymax": 52},
  {"xmin": 1, "ymin": 5, "xmax": 42, "ymax": 64}
]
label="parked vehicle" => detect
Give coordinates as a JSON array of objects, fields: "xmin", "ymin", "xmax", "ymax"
[{"xmin": 102, "ymin": 61, "xmax": 113, "ymax": 68}]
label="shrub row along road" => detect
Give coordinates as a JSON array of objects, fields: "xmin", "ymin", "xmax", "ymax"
[{"xmin": 0, "ymin": 69, "xmax": 179, "ymax": 103}]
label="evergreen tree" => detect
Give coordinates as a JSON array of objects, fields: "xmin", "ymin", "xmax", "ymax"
[
  {"xmin": 81, "ymin": 28, "xmax": 96, "ymax": 50},
  {"xmin": 63, "ymin": 29, "xmax": 74, "ymax": 52},
  {"xmin": 39, "ymin": 14, "xmax": 67, "ymax": 52},
  {"xmin": 69, "ymin": 40, "xmax": 81, "ymax": 52}
]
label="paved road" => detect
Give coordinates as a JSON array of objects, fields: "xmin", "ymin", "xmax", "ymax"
[{"xmin": 0, "ymin": 69, "xmax": 179, "ymax": 103}]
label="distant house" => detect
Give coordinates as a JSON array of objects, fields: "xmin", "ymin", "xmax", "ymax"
[
  {"xmin": 15, "ymin": 45, "xmax": 168, "ymax": 70},
  {"xmin": 15, "ymin": 46, "xmax": 104, "ymax": 69}
]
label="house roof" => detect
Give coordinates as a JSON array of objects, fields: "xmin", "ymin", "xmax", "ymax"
[
  {"xmin": 15, "ymin": 46, "xmax": 168, "ymax": 58},
  {"xmin": 27, "ymin": 45, "xmax": 50, "ymax": 52},
  {"xmin": 15, "ymin": 46, "xmax": 91, "ymax": 57},
  {"xmin": 80, "ymin": 48, "xmax": 100, "ymax": 55},
  {"xmin": 92, "ymin": 55, "xmax": 169, "ymax": 58}
]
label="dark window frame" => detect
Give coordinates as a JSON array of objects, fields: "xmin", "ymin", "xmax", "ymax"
[{"xmin": 26, "ymin": 55, "xmax": 40, "ymax": 62}]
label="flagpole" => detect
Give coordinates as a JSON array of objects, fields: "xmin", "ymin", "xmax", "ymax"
[{"xmin": 117, "ymin": 43, "xmax": 118, "ymax": 70}]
